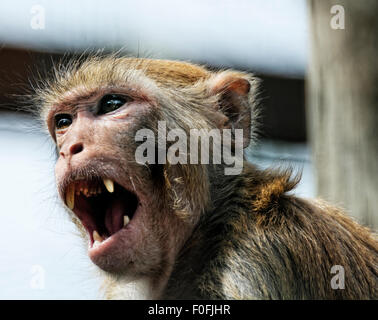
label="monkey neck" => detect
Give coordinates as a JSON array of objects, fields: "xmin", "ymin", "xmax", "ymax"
[
  {"xmin": 164, "ymin": 162, "xmax": 301, "ymax": 299},
  {"xmin": 163, "ymin": 162, "xmax": 267, "ymax": 299},
  {"xmin": 100, "ymin": 266, "xmax": 172, "ymax": 299}
]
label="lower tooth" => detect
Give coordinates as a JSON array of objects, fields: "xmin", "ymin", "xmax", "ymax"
[
  {"xmin": 123, "ymin": 216, "xmax": 130, "ymax": 227},
  {"xmin": 93, "ymin": 230, "xmax": 103, "ymax": 242},
  {"xmin": 93, "ymin": 240, "xmax": 101, "ymax": 248}
]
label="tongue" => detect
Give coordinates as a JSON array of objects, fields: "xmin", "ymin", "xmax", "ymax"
[{"xmin": 105, "ymin": 197, "xmax": 125, "ymax": 235}]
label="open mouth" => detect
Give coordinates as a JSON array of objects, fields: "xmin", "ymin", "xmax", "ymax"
[{"xmin": 64, "ymin": 177, "xmax": 139, "ymax": 249}]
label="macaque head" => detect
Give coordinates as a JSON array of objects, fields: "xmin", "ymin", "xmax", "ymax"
[{"xmin": 36, "ymin": 55, "xmax": 257, "ymax": 280}]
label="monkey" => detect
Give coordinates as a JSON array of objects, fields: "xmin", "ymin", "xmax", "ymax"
[{"xmin": 32, "ymin": 54, "xmax": 377, "ymax": 299}]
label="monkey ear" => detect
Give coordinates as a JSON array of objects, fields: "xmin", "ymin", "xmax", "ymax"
[{"xmin": 207, "ymin": 72, "xmax": 253, "ymax": 148}]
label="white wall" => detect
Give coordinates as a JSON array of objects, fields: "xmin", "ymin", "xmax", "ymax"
[
  {"xmin": 0, "ymin": 0, "xmax": 308, "ymax": 78},
  {"xmin": 0, "ymin": 111, "xmax": 101, "ymax": 299}
]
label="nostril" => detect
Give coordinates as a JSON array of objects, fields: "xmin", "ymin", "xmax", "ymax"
[{"xmin": 69, "ymin": 143, "xmax": 84, "ymax": 155}]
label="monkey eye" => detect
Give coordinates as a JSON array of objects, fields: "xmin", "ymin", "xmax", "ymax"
[
  {"xmin": 55, "ymin": 114, "xmax": 72, "ymax": 131},
  {"xmin": 97, "ymin": 94, "xmax": 131, "ymax": 115}
]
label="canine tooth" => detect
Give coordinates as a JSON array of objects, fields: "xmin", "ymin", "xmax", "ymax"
[
  {"xmin": 93, "ymin": 240, "xmax": 101, "ymax": 248},
  {"xmin": 66, "ymin": 185, "xmax": 75, "ymax": 210},
  {"xmin": 93, "ymin": 230, "xmax": 103, "ymax": 242},
  {"xmin": 103, "ymin": 178, "xmax": 114, "ymax": 193},
  {"xmin": 123, "ymin": 215, "xmax": 130, "ymax": 227}
]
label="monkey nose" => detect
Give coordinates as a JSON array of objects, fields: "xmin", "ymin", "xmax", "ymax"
[
  {"xmin": 69, "ymin": 142, "xmax": 84, "ymax": 155},
  {"xmin": 60, "ymin": 142, "xmax": 84, "ymax": 158}
]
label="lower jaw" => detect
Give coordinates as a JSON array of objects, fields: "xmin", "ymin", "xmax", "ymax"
[
  {"xmin": 87, "ymin": 227, "xmax": 136, "ymax": 273},
  {"xmin": 88, "ymin": 226, "xmax": 126, "ymax": 255},
  {"xmin": 86, "ymin": 203, "xmax": 146, "ymax": 272}
]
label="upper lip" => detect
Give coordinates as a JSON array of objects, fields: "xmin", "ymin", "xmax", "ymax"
[{"xmin": 59, "ymin": 162, "xmax": 133, "ymax": 202}]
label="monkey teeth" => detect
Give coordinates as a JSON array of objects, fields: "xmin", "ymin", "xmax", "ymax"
[
  {"xmin": 123, "ymin": 215, "xmax": 130, "ymax": 227},
  {"xmin": 66, "ymin": 178, "xmax": 116, "ymax": 208},
  {"xmin": 103, "ymin": 178, "xmax": 114, "ymax": 193},
  {"xmin": 93, "ymin": 230, "xmax": 104, "ymax": 248},
  {"xmin": 91, "ymin": 216, "xmax": 130, "ymax": 248},
  {"xmin": 64, "ymin": 177, "xmax": 137, "ymax": 248},
  {"xmin": 93, "ymin": 230, "xmax": 103, "ymax": 242},
  {"xmin": 66, "ymin": 184, "xmax": 75, "ymax": 210}
]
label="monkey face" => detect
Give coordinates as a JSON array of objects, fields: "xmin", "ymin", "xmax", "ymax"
[
  {"xmin": 40, "ymin": 56, "xmax": 255, "ymax": 281},
  {"xmin": 45, "ymin": 87, "xmax": 187, "ymax": 276}
]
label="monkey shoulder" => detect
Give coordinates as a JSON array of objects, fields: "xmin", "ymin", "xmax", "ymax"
[{"xmin": 201, "ymin": 169, "xmax": 378, "ymax": 299}]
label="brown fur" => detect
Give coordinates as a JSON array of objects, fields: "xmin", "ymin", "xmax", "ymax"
[
  {"xmin": 162, "ymin": 165, "xmax": 377, "ymax": 299},
  {"xmin": 35, "ymin": 54, "xmax": 377, "ymax": 299}
]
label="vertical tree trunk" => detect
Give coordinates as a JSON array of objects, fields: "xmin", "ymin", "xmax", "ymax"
[{"xmin": 308, "ymin": 0, "xmax": 378, "ymax": 229}]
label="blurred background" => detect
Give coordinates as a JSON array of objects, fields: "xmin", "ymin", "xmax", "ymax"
[{"xmin": 0, "ymin": 0, "xmax": 376, "ymax": 299}]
